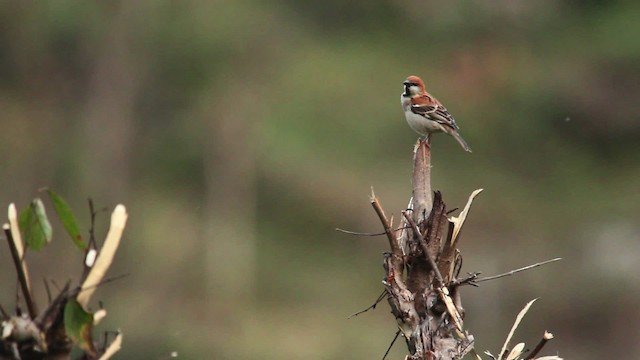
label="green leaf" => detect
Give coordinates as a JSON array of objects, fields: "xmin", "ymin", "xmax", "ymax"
[
  {"xmin": 18, "ymin": 205, "xmax": 32, "ymax": 242},
  {"xmin": 64, "ymin": 298, "xmax": 96, "ymax": 356},
  {"xmin": 19, "ymin": 199, "xmax": 52, "ymax": 251},
  {"xmin": 47, "ymin": 190, "xmax": 87, "ymax": 251},
  {"xmin": 33, "ymin": 198, "xmax": 53, "ymax": 242}
]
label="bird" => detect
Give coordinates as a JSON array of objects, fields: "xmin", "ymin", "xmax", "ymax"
[{"xmin": 401, "ymin": 75, "xmax": 472, "ymax": 152}]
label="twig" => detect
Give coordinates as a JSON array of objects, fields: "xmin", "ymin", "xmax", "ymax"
[
  {"xmin": 102, "ymin": 331, "xmax": 110, "ymax": 353},
  {"xmin": 381, "ymin": 330, "xmax": 401, "ymax": 360},
  {"xmin": 88, "ymin": 198, "xmax": 103, "ymax": 250},
  {"xmin": 15, "ymin": 279, "xmax": 20, "ymax": 311},
  {"xmin": 0, "ymin": 304, "xmax": 9, "ymax": 319},
  {"xmin": 10, "ymin": 343, "xmax": 20, "ymax": 360},
  {"xmin": 336, "ymin": 226, "xmax": 412, "ymax": 237},
  {"xmin": 348, "ymin": 290, "xmax": 386, "ymax": 318},
  {"xmin": 475, "ymin": 258, "xmax": 562, "ymax": 283},
  {"xmin": 99, "ymin": 331, "xmax": 123, "ymax": 359},
  {"xmin": 3, "ymin": 224, "xmax": 37, "ymax": 318},
  {"xmin": 82, "ymin": 199, "xmax": 98, "ymax": 283},
  {"xmin": 78, "ymin": 273, "xmax": 130, "ymax": 293},
  {"xmin": 446, "ymin": 208, "xmax": 459, "ymax": 215},
  {"xmin": 43, "ymin": 278, "xmax": 52, "ymax": 304},
  {"xmin": 454, "ymin": 251, "xmax": 463, "ymax": 277},
  {"xmin": 50, "ymin": 279, "xmax": 63, "ymax": 292},
  {"xmin": 370, "ymin": 189, "xmax": 400, "ymax": 255},
  {"xmin": 336, "ymin": 228, "xmax": 387, "ymax": 236},
  {"xmin": 450, "ymin": 272, "xmax": 481, "ymax": 288},
  {"xmin": 401, "ymin": 211, "xmax": 444, "ymax": 286},
  {"xmin": 524, "ymin": 331, "xmax": 554, "ymax": 360},
  {"xmin": 101, "ymin": 329, "xmax": 120, "ymax": 353}
]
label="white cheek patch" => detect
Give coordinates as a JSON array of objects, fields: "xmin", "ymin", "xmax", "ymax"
[{"xmin": 410, "ymin": 85, "xmax": 421, "ymax": 95}]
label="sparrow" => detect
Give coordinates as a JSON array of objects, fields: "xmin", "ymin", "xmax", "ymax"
[{"xmin": 401, "ymin": 75, "xmax": 472, "ymax": 152}]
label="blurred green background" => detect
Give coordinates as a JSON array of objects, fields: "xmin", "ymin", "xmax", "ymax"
[{"xmin": 1, "ymin": 1, "xmax": 639, "ymax": 359}]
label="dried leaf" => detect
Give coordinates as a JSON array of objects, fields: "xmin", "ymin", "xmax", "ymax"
[
  {"xmin": 438, "ymin": 286, "xmax": 463, "ymax": 332},
  {"xmin": 499, "ymin": 299, "xmax": 538, "ymax": 360},
  {"xmin": 98, "ymin": 332, "xmax": 123, "ymax": 360},
  {"xmin": 7, "ymin": 204, "xmax": 32, "ymax": 292},
  {"xmin": 448, "ymin": 188, "xmax": 483, "ymax": 248},
  {"xmin": 484, "ymin": 350, "xmax": 496, "ymax": 359},
  {"xmin": 93, "ymin": 309, "xmax": 107, "ymax": 325},
  {"xmin": 8, "ymin": 204, "xmax": 25, "ymax": 258},
  {"xmin": 77, "ymin": 205, "xmax": 128, "ymax": 308},
  {"xmin": 505, "ymin": 342, "xmax": 525, "ymax": 360}
]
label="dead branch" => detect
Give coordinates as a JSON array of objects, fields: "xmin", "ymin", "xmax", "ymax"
[
  {"xmin": 412, "ymin": 139, "xmax": 432, "ymax": 222},
  {"xmin": 524, "ymin": 331, "xmax": 554, "ymax": 360},
  {"xmin": 351, "ymin": 132, "xmax": 561, "ymax": 359},
  {"xmin": 382, "ymin": 330, "xmax": 401, "ymax": 360},
  {"xmin": 370, "ymin": 139, "xmax": 475, "ymax": 360},
  {"xmin": 3, "ymin": 224, "xmax": 37, "ymax": 318},
  {"xmin": 370, "ymin": 189, "xmax": 400, "ymax": 256}
]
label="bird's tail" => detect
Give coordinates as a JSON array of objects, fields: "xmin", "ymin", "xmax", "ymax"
[{"xmin": 452, "ymin": 131, "xmax": 472, "ymax": 153}]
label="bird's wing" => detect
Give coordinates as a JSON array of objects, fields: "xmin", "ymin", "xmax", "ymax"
[
  {"xmin": 429, "ymin": 105, "xmax": 460, "ymax": 130},
  {"xmin": 410, "ymin": 95, "xmax": 438, "ymax": 115},
  {"xmin": 411, "ymin": 96, "xmax": 460, "ymax": 130},
  {"xmin": 410, "ymin": 103, "xmax": 438, "ymax": 115}
]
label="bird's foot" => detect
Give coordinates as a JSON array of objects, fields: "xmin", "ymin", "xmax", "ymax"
[{"xmin": 421, "ymin": 135, "xmax": 432, "ymax": 148}]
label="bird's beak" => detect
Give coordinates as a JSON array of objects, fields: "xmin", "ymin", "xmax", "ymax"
[
  {"xmin": 403, "ymin": 80, "xmax": 411, "ymax": 86},
  {"xmin": 402, "ymin": 82, "xmax": 410, "ymax": 97}
]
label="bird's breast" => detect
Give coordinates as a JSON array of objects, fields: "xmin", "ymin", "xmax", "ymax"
[{"xmin": 404, "ymin": 110, "xmax": 446, "ymax": 135}]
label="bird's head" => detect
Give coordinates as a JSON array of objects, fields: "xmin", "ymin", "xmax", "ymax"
[{"xmin": 402, "ymin": 75, "xmax": 426, "ymax": 97}]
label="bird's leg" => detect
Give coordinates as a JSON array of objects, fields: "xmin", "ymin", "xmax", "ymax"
[{"xmin": 423, "ymin": 134, "xmax": 432, "ymax": 148}]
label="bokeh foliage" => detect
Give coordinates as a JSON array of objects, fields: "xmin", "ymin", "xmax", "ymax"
[{"xmin": 0, "ymin": 1, "xmax": 639, "ymax": 359}]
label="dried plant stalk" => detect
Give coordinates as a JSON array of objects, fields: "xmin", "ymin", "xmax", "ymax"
[{"xmin": 373, "ymin": 139, "xmax": 479, "ymax": 360}]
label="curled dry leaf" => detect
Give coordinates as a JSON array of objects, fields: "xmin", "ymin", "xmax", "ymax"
[
  {"xmin": 505, "ymin": 343, "xmax": 525, "ymax": 360},
  {"xmin": 448, "ymin": 189, "xmax": 483, "ymax": 248},
  {"xmin": 499, "ymin": 298, "xmax": 538, "ymax": 360},
  {"xmin": 98, "ymin": 332, "xmax": 123, "ymax": 360},
  {"xmin": 7, "ymin": 204, "xmax": 24, "ymax": 256},
  {"xmin": 93, "ymin": 309, "xmax": 107, "ymax": 325},
  {"xmin": 77, "ymin": 205, "xmax": 128, "ymax": 309}
]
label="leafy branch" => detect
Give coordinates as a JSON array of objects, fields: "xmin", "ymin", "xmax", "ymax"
[{"xmin": 1, "ymin": 190, "xmax": 127, "ymax": 360}]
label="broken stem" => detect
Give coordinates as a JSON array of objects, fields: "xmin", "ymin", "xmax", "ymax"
[{"xmin": 371, "ymin": 190, "xmax": 401, "ymax": 256}]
